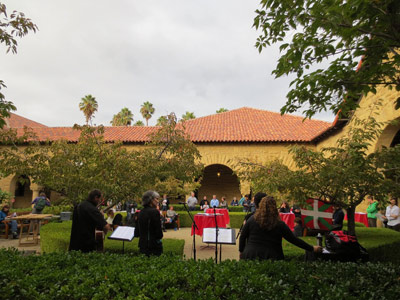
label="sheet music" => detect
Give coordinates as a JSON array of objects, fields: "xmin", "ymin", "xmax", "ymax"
[
  {"xmin": 108, "ymin": 226, "xmax": 135, "ymax": 241},
  {"xmin": 202, "ymin": 228, "xmax": 236, "ymax": 244}
]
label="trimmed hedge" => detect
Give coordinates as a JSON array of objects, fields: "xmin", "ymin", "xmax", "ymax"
[
  {"xmin": 40, "ymin": 221, "xmax": 184, "ymax": 256},
  {"xmin": 0, "ymin": 249, "xmax": 399, "ymax": 299}
]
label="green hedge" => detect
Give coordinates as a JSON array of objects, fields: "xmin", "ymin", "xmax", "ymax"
[
  {"xmin": 0, "ymin": 249, "xmax": 399, "ymax": 299},
  {"xmin": 40, "ymin": 221, "xmax": 184, "ymax": 256}
]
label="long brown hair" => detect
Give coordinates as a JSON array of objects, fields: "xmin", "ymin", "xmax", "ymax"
[{"xmin": 254, "ymin": 196, "xmax": 280, "ymax": 230}]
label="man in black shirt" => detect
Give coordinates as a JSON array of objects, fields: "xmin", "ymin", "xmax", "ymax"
[
  {"xmin": 69, "ymin": 189, "xmax": 111, "ymax": 252},
  {"xmin": 332, "ymin": 205, "xmax": 345, "ymax": 230}
]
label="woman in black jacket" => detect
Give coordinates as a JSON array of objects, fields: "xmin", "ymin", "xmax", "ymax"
[
  {"xmin": 138, "ymin": 190, "xmax": 163, "ymax": 256},
  {"xmin": 239, "ymin": 196, "xmax": 321, "ymax": 260}
]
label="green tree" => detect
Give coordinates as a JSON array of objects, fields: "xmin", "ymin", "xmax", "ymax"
[
  {"xmin": 140, "ymin": 101, "xmax": 155, "ymax": 126},
  {"xmin": 0, "ymin": 3, "xmax": 38, "ymax": 128},
  {"xmin": 236, "ymin": 111, "xmax": 397, "ymax": 235},
  {"xmin": 157, "ymin": 116, "xmax": 168, "ymax": 126},
  {"xmin": 133, "ymin": 120, "xmax": 144, "ymax": 126},
  {"xmin": 216, "ymin": 108, "xmax": 228, "ymax": 114},
  {"xmin": 111, "ymin": 107, "xmax": 133, "ymax": 126},
  {"xmin": 79, "ymin": 95, "xmax": 98, "ymax": 125},
  {"xmin": 254, "ymin": 0, "xmax": 400, "ymax": 118},
  {"xmin": 181, "ymin": 111, "xmax": 196, "ymax": 121}
]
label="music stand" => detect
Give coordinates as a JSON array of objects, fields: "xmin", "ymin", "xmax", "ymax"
[
  {"xmin": 181, "ymin": 202, "xmax": 199, "ymax": 261},
  {"xmin": 108, "ymin": 226, "xmax": 135, "ymax": 254},
  {"xmin": 203, "ymin": 228, "xmax": 236, "ymax": 263}
]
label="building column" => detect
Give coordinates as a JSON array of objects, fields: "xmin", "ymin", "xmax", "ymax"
[
  {"xmin": 239, "ymin": 181, "xmax": 251, "ymax": 197},
  {"xmin": 30, "ymin": 183, "xmax": 43, "ymax": 201}
]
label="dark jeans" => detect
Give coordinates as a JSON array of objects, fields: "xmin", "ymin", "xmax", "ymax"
[
  {"xmin": 388, "ymin": 223, "xmax": 400, "ymax": 232},
  {"xmin": 368, "ymin": 218, "xmax": 377, "ymax": 228}
]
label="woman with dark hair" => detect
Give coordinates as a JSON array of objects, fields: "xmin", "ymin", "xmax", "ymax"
[
  {"xmin": 279, "ymin": 201, "xmax": 290, "ymax": 213},
  {"xmin": 239, "ymin": 196, "xmax": 321, "ymax": 260},
  {"xmin": 138, "ymin": 190, "xmax": 163, "ymax": 256}
]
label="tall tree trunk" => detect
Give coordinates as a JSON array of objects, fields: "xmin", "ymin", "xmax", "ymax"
[{"xmin": 346, "ymin": 206, "xmax": 356, "ymax": 236}]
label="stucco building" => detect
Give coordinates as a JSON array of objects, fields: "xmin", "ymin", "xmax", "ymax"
[{"xmin": 1, "ymin": 85, "xmax": 400, "ymax": 209}]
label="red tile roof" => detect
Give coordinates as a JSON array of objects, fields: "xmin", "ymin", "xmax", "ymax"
[
  {"xmin": 8, "ymin": 107, "xmax": 333, "ymax": 143},
  {"xmin": 5, "ymin": 113, "xmax": 47, "ymax": 128}
]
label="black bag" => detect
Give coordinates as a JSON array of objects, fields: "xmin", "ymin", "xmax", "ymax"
[{"xmin": 325, "ymin": 230, "xmax": 369, "ymax": 262}]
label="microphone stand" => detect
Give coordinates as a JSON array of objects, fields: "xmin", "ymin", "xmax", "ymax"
[
  {"xmin": 236, "ymin": 206, "xmax": 251, "ymax": 240},
  {"xmin": 182, "ymin": 202, "xmax": 199, "ymax": 261},
  {"xmin": 213, "ymin": 206, "xmax": 219, "ymax": 264}
]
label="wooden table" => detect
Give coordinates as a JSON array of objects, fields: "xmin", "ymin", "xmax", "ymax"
[
  {"xmin": 12, "ymin": 214, "xmax": 53, "ymax": 246},
  {"xmin": 191, "ymin": 214, "xmax": 226, "ymax": 236}
]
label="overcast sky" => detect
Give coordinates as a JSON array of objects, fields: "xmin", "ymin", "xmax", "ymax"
[{"xmin": 1, "ymin": 0, "xmax": 335, "ymax": 127}]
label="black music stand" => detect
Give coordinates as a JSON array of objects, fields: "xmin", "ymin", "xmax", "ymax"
[
  {"xmin": 182, "ymin": 202, "xmax": 199, "ymax": 261},
  {"xmin": 202, "ymin": 228, "xmax": 236, "ymax": 263},
  {"xmin": 108, "ymin": 226, "xmax": 135, "ymax": 254}
]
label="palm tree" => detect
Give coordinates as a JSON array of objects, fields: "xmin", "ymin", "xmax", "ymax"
[
  {"xmin": 111, "ymin": 113, "xmax": 122, "ymax": 126},
  {"xmin": 157, "ymin": 116, "xmax": 168, "ymax": 126},
  {"xmin": 119, "ymin": 107, "xmax": 134, "ymax": 125},
  {"xmin": 140, "ymin": 101, "xmax": 155, "ymax": 126},
  {"xmin": 79, "ymin": 95, "xmax": 98, "ymax": 125},
  {"xmin": 216, "ymin": 108, "xmax": 228, "ymax": 114},
  {"xmin": 134, "ymin": 120, "xmax": 144, "ymax": 126},
  {"xmin": 181, "ymin": 111, "xmax": 196, "ymax": 121}
]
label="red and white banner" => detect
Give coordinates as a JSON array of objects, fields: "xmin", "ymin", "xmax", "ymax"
[{"xmin": 301, "ymin": 199, "xmax": 333, "ymax": 230}]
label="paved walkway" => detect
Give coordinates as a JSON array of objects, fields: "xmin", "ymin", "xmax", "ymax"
[{"xmin": 0, "ymin": 227, "xmax": 240, "ymax": 260}]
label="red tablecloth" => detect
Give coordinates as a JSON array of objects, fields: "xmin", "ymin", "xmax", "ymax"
[
  {"xmin": 344, "ymin": 212, "xmax": 369, "ymax": 227},
  {"xmin": 191, "ymin": 214, "xmax": 226, "ymax": 236},
  {"xmin": 205, "ymin": 208, "xmax": 230, "ymax": 225},
  {"xmin": 280, "ymin": 213, "xmax": 295, "ymax": 231}
]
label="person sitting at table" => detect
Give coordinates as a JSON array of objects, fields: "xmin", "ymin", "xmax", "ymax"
[
  {"xmin": 199, "ymin": 196, "xmax": 207, "ymax": 209},
  {"xmin": 220, "ymin": 197, "xmax": 228, "ymax": 209},
  {"xmin": 292, "ymin": 204, "xmax": 301, "ymax": 218},
  {"xmin": 210, "ymin": 195, "xmax": 219, "ymax": 208},
  {"xmin": 165, "ymin": 206, "xmax": 178, "ymax": 231},
  {"xmin": 0, "ymin": 204, "xmax": 18, "ymax": 239},
  {"xmin": 202, "ymin": 200, "xmax": 210, "ymax": 212},
  {"xmin": 230, "ymin": 197, "xmax": 239, "ymax": 206},
  {"xmin": 279, "ymin": 201, "xmax": 290, "ymax": 213},
  {"xmin": 332, "ymin": 205, "xmax": 345, "ymax": 230},
  {"xmin": 239, "ymin": 196, "xmax": 322, "ymax": 260}
]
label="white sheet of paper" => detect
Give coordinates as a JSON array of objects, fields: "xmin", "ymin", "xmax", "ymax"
[
  {"xmin": 202, "ymin": 228, "xmax": 235, "ymax": 244},
  {"xmin": 108, "ymin": 226, "xmax": 135, "ymax": 241}
]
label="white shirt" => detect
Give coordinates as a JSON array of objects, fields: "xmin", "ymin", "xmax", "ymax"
[{"xmin": 385, "ymin": 205, "xmax": 400, "ymax": 226}]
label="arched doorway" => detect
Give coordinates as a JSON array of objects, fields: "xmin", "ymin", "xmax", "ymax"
[
  {"xmin": 12, "ymin": 175, "xmax": 33, "ymax": 208},
  {"xmin": 198, "ymin": 164, "xmax": 241, "ymax": 202}
]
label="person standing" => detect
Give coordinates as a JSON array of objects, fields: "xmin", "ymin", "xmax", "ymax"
[
  {"xmin": 366, "ymin": 196, "xmax": 379, "ymax": 227},
  {"xmin": 332, "ymin": 205, "xmax": 345, "ymax": 230},
  {"xmin": 239, "ymin": 196, "xmax": 321, "ymax": 260},
  {"xmin": 138, "ymin": 191, "xmax": 164, "ymax": 256},
  {"xmin": 69, "ymin": 189, "xmax": 111, "ymax": 252},
  {"xmin": 210, "ymin": 195, "xmax": 219, "ymax": 208},
  {"xmin": 186, "ymin": 192, "xmax": 198, "ymax": 211},
  {"xmin": 31, "ymin": 192, "xmax": 51, "ymax": 214},
  {"xmin": 382, "ymin": 198, "xmax": 400, "ymax": 231}
]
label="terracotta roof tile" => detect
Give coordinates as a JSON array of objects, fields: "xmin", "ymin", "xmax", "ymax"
[
  {"xmin": 8, "ymin": 108, "xmax": 332, "ymax": 143},
  {"xmin": 5, "ymin": 113, "xmax": 47, "ymax": 128}
]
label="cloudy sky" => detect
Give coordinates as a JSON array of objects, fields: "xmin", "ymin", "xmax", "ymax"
[{"xmin": 1, "ymin": 0, "xmax": 335, "ymax": 127}]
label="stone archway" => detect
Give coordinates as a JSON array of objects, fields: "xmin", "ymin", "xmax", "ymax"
[
  {"xmin": 374, "ymin": 118, "xmax": 400, "ymax": 151},
  {"xmin": 197, "ymin": 164, "xmax": 241, "ymax": 202},
  {"xmin": 11, "ymin": 175, "xmax": 33, "ymax": 208}
]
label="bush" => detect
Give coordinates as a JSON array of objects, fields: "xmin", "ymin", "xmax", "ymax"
[
  {"xmin": 0, "ymin": 249, "xmax": 399, "ymax": 299},
  {"xmin": 40, "ymin": 221, "xmax": 184, "ymax": 256}
]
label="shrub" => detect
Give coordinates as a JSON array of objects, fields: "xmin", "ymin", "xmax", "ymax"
[{"xmin": 0, "ymin": 249, "xmax": 399, "ymax": 299}]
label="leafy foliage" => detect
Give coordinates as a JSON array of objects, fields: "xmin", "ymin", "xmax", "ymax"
[
  {"xmin": 216, "ymin": 108, "xmax": 228, "ymax": 113},
  {"xmin": 1, "ymin": 248, "xmax": 399, "ymax": 299},
  {"xmin": 236, "ymin": 110, "xmax": 400, "ymax": 235},
  {"xmin": 181, "ymin": 111, "xmax": 196, "ymax": 121},
  {"xmin": 254, "ymin": 0, "xmax": 400, "ymax": 118},
  {"xmin": 111, "ymin": 107, "xmax": 134, "ymax": 126},
  {"xmin": 140, "ymin": 101, "xmax": 155, "ymax": 126},
  {"xmin": 0, "ymin": 3, "xmax": 37, "ymax": 128},
  {"xmin": 79, "ymin": 94, "xmax": 98, "ymax": 125}
]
